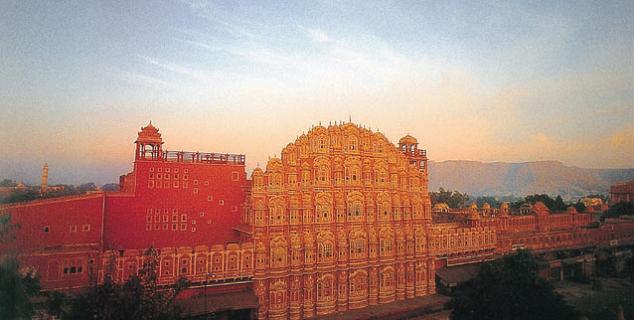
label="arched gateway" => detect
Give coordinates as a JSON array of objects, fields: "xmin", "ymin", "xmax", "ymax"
[{"xmin": 244, "ymin": 122, "xmax": 435, "ymax": 320}]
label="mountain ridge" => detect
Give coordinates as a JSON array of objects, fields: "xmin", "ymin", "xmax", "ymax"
[{"xmin": 428, "ymin": 160, "xmax": 634, "ymax": 199}]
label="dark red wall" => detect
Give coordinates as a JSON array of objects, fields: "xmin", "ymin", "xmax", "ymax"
[
  {"xmin": 104, "ymin": 160, "xmax": 246, "ymax": 249},
  {"xmin": 5, "ymin": 194, "xmax": 104, "ymax": 251}
]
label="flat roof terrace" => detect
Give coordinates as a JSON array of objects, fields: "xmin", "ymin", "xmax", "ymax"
[{"xmin": 139, "ymin": 150, "xmax": 245, "ymax": 165}]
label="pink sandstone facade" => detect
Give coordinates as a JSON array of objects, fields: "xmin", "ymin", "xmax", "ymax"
[
  {"xmin": 241, "ymin": 123, "xmax": 435, "ymax": 319},
  {"xmin": 1, "ymin": 121, "xmax": 633, "ymax": 319}
]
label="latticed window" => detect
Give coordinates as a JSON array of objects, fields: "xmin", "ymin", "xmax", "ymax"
[
  {"xmin": 380, "ymin": 238, "xmax": 393, "ymax": 256},
  {"xmin": 180, "ymin": 258, "xmax": 189, "ymax": 274},
  {"xmin": 348, "ymin": 136, "xmax": 358, "ymax": 151},
  {"xmin": 318, "ymin": 243, "xmax": 333, "ymax": 262},
  {"xmin": 228, "ymin": 255, "xmax": 237, "ymax": 270},
  {"xmin": 271, "ymin": 246, "xmax": 286, "ymax": 268},
  {"xmin": 350, "ymin": 238, "xmax": 366, "ymax": 258},
  {"xmin": 213, "ymin": 254, "xmax": 222, "ymax": 272}
]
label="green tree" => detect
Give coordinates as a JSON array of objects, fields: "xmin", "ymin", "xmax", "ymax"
[
  {"xmin": 608, "ymin": 201, "xmax": 634, "ymax": 216},
  {"xmin": 0, "ymin": 258, "xmax": 41, "ymax": 319},
  {"xmin": 68, "ymin": 247, "xmax": 188, "ymax": 320},
  {"xmin": 450, "ymin": 250, "xmax": 578, "ymax": 320},
  {"xmin": 47, "ymin": 291, "xmax": 67, "ymax": 319},
  {"xmin": 101, "ymin": 183, "xmax": 120, "ymax": 192},
  {"xmin": 0, "ymin": 179, "xmax": 16, "ymax": 187},
  {"xmin": 475, "ymin": 196, "xmax": 501, "ymax": 208},
  {"xmin": 573, "ymin": 201, "xmax": 586, "ymax": 213},
  {"xmin": 1, "ymin": 189, "xmax": 39, "ymax": 204},
  {"xmin": 0, "ymin": 214, "xmax": 18, "ymax": 243},
  {"xmin": 553, "ymin": 195, "xmax": 566, "ymax": 211},
  {"xmin": 525, "ymin": 194, "xmax": 555, "ymax": 209},
  {"xmin": 431, "ymin": 188, "xmax": 470, "ymax": 209},
  {"xmin": 0, "ymin": 214, "xmax": 41, "ymax": 320},
  {"xmin": 447, "ymin": 191, "xmax": 470, "ymax": 209},
  {"xmin": 77, "ymin": 182, "xmax": 97, "ymax": 193}
]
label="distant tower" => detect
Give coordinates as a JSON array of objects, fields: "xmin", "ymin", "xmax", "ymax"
[
  {"xmin": 398, "ymin": 134, "xmax": 428, "ymax": 175},
  {"xmin": 135, "ymin": 121, "xmax": 164, "ymax": 161},
  {"xmin": 41, "ymin": 163, "xmax": 48, "ymax": 193}
]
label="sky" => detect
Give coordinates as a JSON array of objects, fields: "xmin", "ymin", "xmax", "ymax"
[{"xmin": 1, "ymin": 0, "xmax": 633, "ymax": 185}]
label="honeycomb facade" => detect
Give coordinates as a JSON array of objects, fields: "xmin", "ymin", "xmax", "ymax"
[{"xmin": 245, "ymin": 122, "xmax": 435, "ymax": 320}]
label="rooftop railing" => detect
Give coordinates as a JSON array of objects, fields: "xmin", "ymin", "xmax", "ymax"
[
  {"xmin": 401, "ymin": 148, "xmax": 427, "ymax": 157},
  {"xmin": 160, "ymin": 150, "xmax": 245, "ymax": 165}
]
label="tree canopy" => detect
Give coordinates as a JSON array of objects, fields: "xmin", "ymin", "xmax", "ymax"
[
  {"xmin": 430, "ymin": 188, "xmax": 470, "ymax": 209},
  {"xmin": 0, "ymin": 214, "xmax": 41, "ymax": 320},
  {"xmin": 450, "ymin": 250, "xmax": 578, "ymax": 320},
  {"xmin": 602, "ymin": 201, "xmax": 634, "ymax": 220},
  {"xmin": 67, "ymin": 247, "xmax": 188, "ymax": 320},
  {"xmin": 516, "ymin": 194, "xmax": 567, "ymax": 211}
]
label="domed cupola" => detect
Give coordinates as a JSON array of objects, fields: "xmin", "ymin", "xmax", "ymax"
[
  {"xmin": 135, "ymin": 121, "xmax": 164, "ymax": 160},
  {"xmin": 398, "ymin": 133, "xmax": 428, "ymax": 175}
]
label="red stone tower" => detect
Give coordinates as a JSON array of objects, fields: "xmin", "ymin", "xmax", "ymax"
[
  {"xmin": 398, "ymin": 134, "xmax": 428, "ymax": 175},
  {"xmin": 135, "ymin": 121, "xmax": 163, "ymax": 161}
]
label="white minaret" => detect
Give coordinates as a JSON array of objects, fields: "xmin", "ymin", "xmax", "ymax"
[{"xmin": 41, "ymin": 163, "xmax": 48, "ymax": 194}]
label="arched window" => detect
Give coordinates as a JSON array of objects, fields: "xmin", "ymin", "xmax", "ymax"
[
  {"xmin": 270, "ymin": 280, "xmax": 287, "ymax": 310},
  {"xmin": 317, "ymin": 137, "xmax": 327, "ymax": 152},
  {"xmin": 349, "ymin": 271, "xmax": 367, "ymax": 297},
  {"xmin": 270, "ymin": 238, "xmax": 287, "ymax": 268},
  {"xmin": 301, "ymin": 170, "xmax": 310, "ymax": 186},
  {"xmin": 318, "ymin": 242, "xmax": 333, "ymax": 262},
  {"xmin": 381, "ymin": 269, "xmax": 393, "ymax": 289},
  {"xmin": 315, "ymin": 194, "xmax": 332, "ymax": 223},
  {"xmin": 317, "ymin": 276, "xmax": 334, "ymax": 302},
  {"xmin": 288, "ymin": 152, "xmax": 296, "ymax": 164},
  {"xmin": 269, "ymin": 205, "xmax": 284, "ymax": 225},
  {"xmin": 379, "ymin": 202, "xmax": 391, "ymax": 218},
  {"xmin": 349, "ymin": 236, "xmax": 366, "ymax": 259},
  {"xmin": 255, "ymin": 243, "xmax": 267, "ymax": 267},
  {"xmin": 348, "ymin": 136, "xmax": 358, "ymax": 152},
  {"xmin": 195, "ymin": 255, "xmax": 206, "ymax": 274},
  {"xmin": 347, "ymin": 201, "xmax": 363, "ymax": 220},
  {"xmin": 316, "ymin": 166, "xmax": 329, "ymax": 184},
  {"xmin": 345, "ymin": 165, "xmax": 360, "ymax": 185},
  {"xmin": 380, "ymin": 237, "xmax": 393, "ymax": 256},
  {"xmin": 304, "ymin": 246, "xmax": 314, "ymax": 264}
]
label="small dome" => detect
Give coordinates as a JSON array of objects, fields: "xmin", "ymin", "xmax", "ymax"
[
  {"xmin": 500, "ymin": 202, "xmax": 510, "ymax": 216},
  {"xmin": 265, "ymin": 157, "xmax": 282, "ymax": 171},
  {"xmin": 532, "ymin": 202, "xmax": 550, "ymax": 215},
  {"xmin": 482, "ymin": 202, "xmax": 491, "ymax": 209},
  {"xmin": 252, "ymin": 167, "xmax": 263, "ymax": 176},
  {"xmin": 136, "ymin": 121, "xmax": 163, "ymax": 143},
  {"xmin": 399, "ymin": 134, "xmax": 418, "ymax": 145},
  {"xmin": 433, "ymin": 203, "xmax": 449, "ymax": 212},
  {"xmin": 469, "ymin": 202, "xmax": 478, "ymax": 210}
]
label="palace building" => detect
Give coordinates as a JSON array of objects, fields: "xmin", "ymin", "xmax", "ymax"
[
  {"xmin": 610, "ymin": 180, "xmax": 634, "ymax": 204},
  {"xmin": 1, "ymin": 122, "xmax": 253, "ymax": 295},
  {"xmin": 242, "ymin": 123, "xmax": 435, "ymax": 319},
  {"xmin": 1, "ymin": 121, "xmax": 634, "ymax": 319}
]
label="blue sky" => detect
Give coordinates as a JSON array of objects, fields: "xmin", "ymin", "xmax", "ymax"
[{"xmin": 1, "ymin": 0, "xmax": 632, "ymax": 185}]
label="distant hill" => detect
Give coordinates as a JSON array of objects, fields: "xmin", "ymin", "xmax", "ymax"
[{"xmin": 428, "ymin": 160, "xmax": 634, "ymax": 200}]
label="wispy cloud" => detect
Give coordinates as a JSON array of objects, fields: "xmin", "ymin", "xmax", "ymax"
[
  {"xmin": 118, "ymin": 70, "xmax": 178, "ymax": 89},
  {"xmin": 180, "ymin": 0, "xmax": 257, "ymax": 39},
  {"xmin": 302, "ymin": 26, "xmax": 334, "ymax": 43}
]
